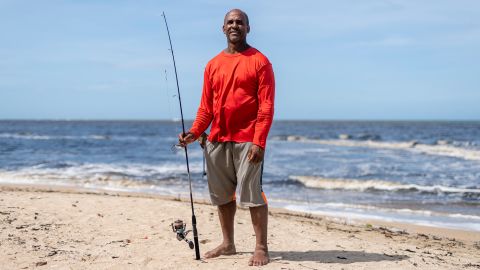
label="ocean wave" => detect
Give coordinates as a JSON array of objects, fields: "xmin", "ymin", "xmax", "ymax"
[
  {"xmin": 0, "ymin": 133, "xmax": 111, "ymax": 141},
  {"xmin": 321, "ymin": 203, "xmax": 480, "ymax": 221},
  {"xmin": 271, "ymin": 133, "xmax": 383, "ymax": 141},
  {"xmin": 281, "ymin": 203, "xmax": 480, "ymax": 231},
  {"xmin": 0, "ymin": 162, "xmax": 203, "ymax": 184},
  {"xmin": 270, "ymin": 135, "xmax": 480, "ymax": 161},
  {"xmin": 289, "ymin": 175, "xmax": 480, "ymax": 195},
  {"xmin": 272, "ymin": 200, "xmax": 480, "ymax": 221},
  {"xmin": 0, "ymin": 132, "xmax": 178, "ymax": 142},
  {"xmin": 0, "ymin": 133, "xmax": 53, "ymax": 140},
  {"xmin": 412, "ymin": 143, "xmax": 480, "ymax": 161}
]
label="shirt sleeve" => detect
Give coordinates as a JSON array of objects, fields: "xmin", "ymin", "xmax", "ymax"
[
  {"xmin": 189, "ymin": 67, "xmax": 214, "ymax": 138},
  {"xmin": 253, "ymin": 63, "xmax": 275, "ymax": 149}
]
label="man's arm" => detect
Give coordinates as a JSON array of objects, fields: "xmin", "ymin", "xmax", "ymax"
[
  {"xmin": 253, "ymin": 63, "xmax": 275, "ymax": 149},
  {"xmin": 179, "ymin": 68, "xmax": 213, "ymax": 146},
  {"xmin": 249, "ymin": 63, "xmax": 275, "ymax": 163}
]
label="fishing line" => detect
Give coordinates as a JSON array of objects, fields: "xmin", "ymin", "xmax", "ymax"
[
  {"xmin": 202, "ymin": 152, "xmax": 206, "ymax": 178},
  {"xmin": 163, "ymin": 69, "xmax": 185, "ymax": 194},
  {"xmin": 162, "ymin": 11, "xmax": 201, "ymax": 260},
  {"xmin": 164, "ymin": 69, "xmax": 181, "ymax": 156}
]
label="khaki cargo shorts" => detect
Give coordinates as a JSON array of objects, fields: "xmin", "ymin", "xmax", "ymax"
[{"xmin": 204, "ymin": 141, "xmax": 267, "ymax": 207}]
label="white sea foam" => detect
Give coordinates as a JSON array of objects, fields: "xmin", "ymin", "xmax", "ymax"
[
  {"xmin": 0, "ymin": 133, "xmax": 53, "ymax": 140},
  {"xmin": 412, "ymin": 143, "xmax": 480, "ymax": 161},
  {"xmin": 0, "ymin": 133, "xmax": 110, "ymax": 140},
  {"xmin": 281, "ymin": 203, "xmax": 480, "ymax": 231},
  {"xmin": 0, "ymin": 133, "xmax": 175, "ymax": 141},
  {"xmin": 0, "ymin": 162, "xmax": 203, "ymax": 184},
  {"xmin": 272, "ymin": 136, "xmax": 480, "ymax": 161},
  {"xmin": 317, "ymin": 202, "xmax": 480, "ymax": 221},
  {"xmin": 0, "ymin": 164, "xmax": 203, "ymax": 201},
  {"xmin": 290, "ymin": 175, "xmax": 480, "ymax": 194}
]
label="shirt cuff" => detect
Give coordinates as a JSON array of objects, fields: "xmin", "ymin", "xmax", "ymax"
[{"xmin": 188, "ymin": 129, "xmax": 201, "ymax": 140}]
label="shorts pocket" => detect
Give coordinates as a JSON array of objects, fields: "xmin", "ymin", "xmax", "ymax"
[{"xmin": 206, "ymin": 140, "xmax": 216, "ymax": 155}]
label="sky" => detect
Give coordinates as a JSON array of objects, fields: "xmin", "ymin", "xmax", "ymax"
[{"xmin": 0, "ymin": 0, "xmax": 479, "ymax": 120}]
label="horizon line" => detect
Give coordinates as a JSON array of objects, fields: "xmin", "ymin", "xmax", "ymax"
[{"xmin": 1, "ymin": 118, "xmax": 479, "ymax": 122}]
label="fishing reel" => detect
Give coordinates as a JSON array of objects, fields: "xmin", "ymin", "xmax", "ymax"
[{"xmin": 171, "ymin": 219, "xmax": 194, "ymax": 249}]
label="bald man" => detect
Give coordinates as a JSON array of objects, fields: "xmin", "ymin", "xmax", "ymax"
[{"xmin": 179, "ymin": 9, "xmax": 275, "ymax": 266}]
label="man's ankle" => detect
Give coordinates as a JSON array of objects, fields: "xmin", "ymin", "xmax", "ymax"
[
  {"xmin": 222, "ymin": 241, "xmax": 235, "ymax": 247},
  {"xmin": 255, "ymin": 244, "xmax": 268, "ymax": 251}
]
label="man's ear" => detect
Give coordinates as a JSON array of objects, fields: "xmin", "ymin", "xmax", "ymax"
[
  {"xmin": 247, "ymin": 25, "xmax": 250, "ymax": 33},
  {"xmin": 222, "ymin": 24, "xmax": 227, "ymax": 34}
]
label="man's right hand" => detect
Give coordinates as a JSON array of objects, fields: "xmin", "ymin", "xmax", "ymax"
[
  {"xmin": 178, "ymin": 132, "xmax": 196, "ymax": 147},
  {"xmin": 197, "ymin": 133, "xmax": 208, "ymax": 149}
]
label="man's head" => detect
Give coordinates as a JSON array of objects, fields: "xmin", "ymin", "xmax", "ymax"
[{"xmin": 223, "ymin": 9, "xmax": 250, "ymax": 44}]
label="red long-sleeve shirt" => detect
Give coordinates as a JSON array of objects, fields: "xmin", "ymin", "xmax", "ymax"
[{"xmin": 189, "ymin": 47, "xmax": 275, "ymax": 149}]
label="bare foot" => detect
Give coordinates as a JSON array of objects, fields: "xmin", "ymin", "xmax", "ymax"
[
  {"xmin": 204, "ymin": 243, "xmax": 236, "ymax": 258},
  {"xmin": 248, "ymin": 247, "xmax": 270, "ymax": 266}
]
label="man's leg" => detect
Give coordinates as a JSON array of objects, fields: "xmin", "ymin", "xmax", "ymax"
[
  {"xmin": 204, "ymin": 200, "xmax": 237, "ymax": 258},
  {"xmin": 248, "ymin": 204, "xmax": 269, "ymax": 266},
  {"xmin": 203, "ymin": 142, "xmax": 237, "ymax": 258},
  {"xmin": 232, "ymin": 142, "xmax": 269, "ymax": 266}
]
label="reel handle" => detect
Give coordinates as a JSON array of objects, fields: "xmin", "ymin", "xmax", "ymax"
[{"xmin": 187, "ymin": 239, "xmax": 194, "ymax": 249}]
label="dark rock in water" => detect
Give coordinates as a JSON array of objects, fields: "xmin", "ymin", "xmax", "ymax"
[
  {"xmin": 287, "ymin": 135, "xmax": 305, "ymax": 141},
  {"xmin": 409, "ymin": 141, "xmax": 419, "ymax": 147},
  {"xmin": 357, "ymin": 133, "xmax": 381, "ymax": 141}
]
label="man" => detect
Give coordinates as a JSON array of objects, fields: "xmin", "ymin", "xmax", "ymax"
[{"xmin": 179, "ymin": 9, "xmax": 274, "ymax": 266}]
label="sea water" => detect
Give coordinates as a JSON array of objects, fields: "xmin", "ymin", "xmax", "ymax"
[{"xmin": 0, "ymin": 120, "xmax": 479, "ymax": 231}]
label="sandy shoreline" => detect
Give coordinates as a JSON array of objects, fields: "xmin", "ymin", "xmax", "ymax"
[{"xmin": 1, "ymin": 183, "xmax": 479, "ymax": 269}]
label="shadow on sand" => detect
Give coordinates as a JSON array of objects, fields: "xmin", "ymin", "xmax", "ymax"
[{"xmin": 269, "ymin": 250, "xmax": 408, "ymax": 264}]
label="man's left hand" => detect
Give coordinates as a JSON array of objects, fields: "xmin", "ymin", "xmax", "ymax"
[{"xmin": 248, "ymin": 144, "xmax": 264, "ymax": 163}]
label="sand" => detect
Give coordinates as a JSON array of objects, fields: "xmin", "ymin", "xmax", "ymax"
[{"xmin": 1, "ymin": 183, "xmax": 479, "ymax": 270}]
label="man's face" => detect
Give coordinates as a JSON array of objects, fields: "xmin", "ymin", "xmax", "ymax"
[{"xmin": 223, "ymin": 11, "xmax": 249, "ymax": 44}]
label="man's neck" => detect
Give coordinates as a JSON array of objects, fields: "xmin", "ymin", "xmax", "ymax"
[{"xmin": 225, "ymin": 42, "xmax": 250, "ymax": 54}]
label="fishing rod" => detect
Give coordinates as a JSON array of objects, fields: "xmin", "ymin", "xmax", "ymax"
[{"xmin": 162, "ymin": 11, "xmax": 201, "ymax": 260}]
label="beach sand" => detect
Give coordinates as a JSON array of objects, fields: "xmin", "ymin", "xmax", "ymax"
[{"xmin": 1, "ymin": 184, "xmax": 479, "ymax": 270}]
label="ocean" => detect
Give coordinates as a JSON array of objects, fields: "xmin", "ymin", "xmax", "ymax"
[{"xmin": 0, "ymin": 120, "xmax": 479, "ymax": 231}]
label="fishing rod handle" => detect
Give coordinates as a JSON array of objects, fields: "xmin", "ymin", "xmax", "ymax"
[{"xmin": 192, "ymin": 214, "xmax": 201, "ymax": 260}]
